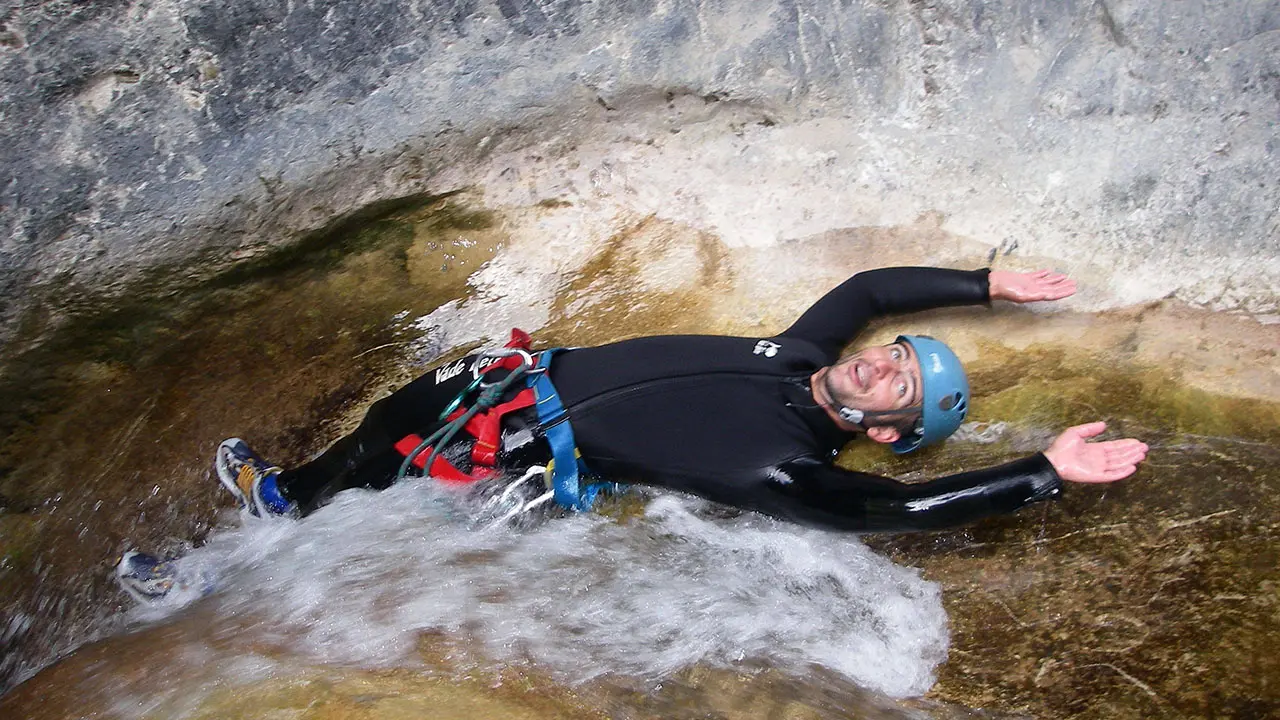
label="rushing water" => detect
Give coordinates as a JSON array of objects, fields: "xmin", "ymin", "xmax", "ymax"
[{"xmin": 118, "ymin": 479, "xmax": 948, "ymax": 706}]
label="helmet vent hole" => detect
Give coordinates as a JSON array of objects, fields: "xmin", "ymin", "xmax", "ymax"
[{"xmin": 939, "ymin": 392, "xmax": 963, "ymax": 412}]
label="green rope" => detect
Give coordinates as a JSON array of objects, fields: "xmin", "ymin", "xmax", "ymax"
[{"xmin": 395, "ymin": 362, "xmax": 531, "ymax": 481}]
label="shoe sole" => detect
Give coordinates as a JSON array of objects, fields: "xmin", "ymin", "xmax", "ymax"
[
  {"xmin": 215, "ymin": 438, "xmax": 288, "ymax": 517},
  {"xmin": 215, "ymin": 438, "xmax": 253, "ymax": 511},
  {"xmin": 116, "ymin": 550, "xmax": 175, "ymax": 603}
]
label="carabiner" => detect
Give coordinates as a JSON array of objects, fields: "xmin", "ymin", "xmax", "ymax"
[
  {"xmin": 438, "ymin": 375, "xmax": 484, "ymax": 421},
  {"xmin": 471, "ymin": 347, "xmax": 535, "ymax": 387}
]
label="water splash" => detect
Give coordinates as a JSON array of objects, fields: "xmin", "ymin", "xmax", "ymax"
[{"xmin": 126, "ymin": 480, "xmax": 948, "ymax": 699}]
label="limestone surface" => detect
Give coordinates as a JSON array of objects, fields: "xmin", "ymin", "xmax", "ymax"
[{"xmin": 2, "ymin": 0, "xmax": 1278, "ymax": 345}]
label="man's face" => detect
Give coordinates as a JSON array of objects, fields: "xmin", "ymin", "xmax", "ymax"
[{"xmin": 823, "ymin": 341, "xmax": 924, "ymax": 416}]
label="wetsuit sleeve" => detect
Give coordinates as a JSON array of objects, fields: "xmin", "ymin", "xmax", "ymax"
[
  {"xmin": 776, "ymin": 267, "xmax": 991, "ymax": 359},
  {"xmin": 755, "ymin": 453, "xmax": 1062, "ymax": 533}
]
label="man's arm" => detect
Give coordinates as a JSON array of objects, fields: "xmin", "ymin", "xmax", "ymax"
[
  {"xmin": 778, "ymin": 267, "xmax": 1078, "ymax": 360},
  {"xmin": 777, "ymin": 267, "xmax": 991, "ymax": 359},
  {"xmin": 751, "ymin": 422, "xmax": 1146, "ymax": 533},
  {"xmin": 757, "ymin": 454, "xmax": 1063, "ymax": 533}
]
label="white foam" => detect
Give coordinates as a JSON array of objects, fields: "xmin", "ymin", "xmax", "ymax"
[{"xmin": 130, "ymin": 482, "xmax": 947, "ymax": 699}]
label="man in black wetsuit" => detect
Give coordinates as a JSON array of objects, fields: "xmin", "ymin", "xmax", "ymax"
[
  {"xmin": 206, "ymin": 265, "xmax": 1147, "ymax": 533},
  {"xmin": 118, "ymin": 265, "xmax": 1149, "ymax": 599}
]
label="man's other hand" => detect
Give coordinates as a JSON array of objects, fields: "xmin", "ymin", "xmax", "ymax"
[
  {"xmin": 989, "ymin": 269, "xmax": 1077, "ymax": 303},
  {"xmin": 1043, "ymin": 422, "xmax": 1149, "ymax": 483}
]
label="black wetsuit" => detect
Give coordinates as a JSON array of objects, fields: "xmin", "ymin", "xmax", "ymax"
[{"xmin": 277, "ymin": 266, "xmax": 1063, "ymax": 531}]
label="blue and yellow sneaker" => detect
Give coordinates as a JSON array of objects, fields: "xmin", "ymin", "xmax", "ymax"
[
  {"xmin": 215, "ymin": 438, "xmax": 294, "ymax": 517},
  {"xmin": 115, "ymin": 550, "xmax": 178, "ymax": 603}
]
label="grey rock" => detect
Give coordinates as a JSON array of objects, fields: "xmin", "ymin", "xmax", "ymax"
[{"xmin": 1, "ymin": 0, "xmax": 1278, "ymax": 339}]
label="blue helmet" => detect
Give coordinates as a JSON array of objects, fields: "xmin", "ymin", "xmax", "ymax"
[{"xmin": 891, "ymin": 335, "xmax": 970, "ymax": 454}]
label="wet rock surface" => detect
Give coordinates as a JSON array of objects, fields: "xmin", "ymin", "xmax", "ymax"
[
  {"xmin": 0, "ymin": 198, "xmax": 496, "ymax": 689},
  {"xmin": 1, "ymin": 198, "xmax": 1277, "ymax": 717},
  {"xmin": 2, "ymin": 0, "xmax": 1279, "ymax": 715},
  {"xmin": 2, "ymin": 0, "xmax": 1278, "ymax": 346},
  {"xmin": 859, "ymin": 429, "xmax": 1280, "ymax": 718}
]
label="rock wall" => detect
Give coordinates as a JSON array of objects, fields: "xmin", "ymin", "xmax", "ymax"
[
  {"xmin": 3, "ymin": 1, "xmax": 1280, "ymax": 708},
  {"xmin": 2, "ymin": 0, "xmax": 1278, "ymax": 345}
]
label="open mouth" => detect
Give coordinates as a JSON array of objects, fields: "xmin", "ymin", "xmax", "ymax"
[{"xmin": 848, "ymin": 361, "xmax": 866, "ymax": 391}]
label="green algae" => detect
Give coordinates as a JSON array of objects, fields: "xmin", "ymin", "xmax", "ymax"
[
  {"xmin": 0, "ymin": 194, "xmax": 503, "ymax": 693},
  {"xmin": 0, "ymin": 513, "xmax": 41, "ymax": 573},
  {"xmin": 864, "ymin": 432, "xmax": 1280, "ymax": 719},
  {"xmin": 0, "ymin": 194, "xmax": 493, "ymax": 490},
  {"xmin": 0, "ymin": 194, "xmax": 495, "ymax": 509},
  {"xmin": 969, "ymin": 341, "xmax": 1280, "ymax": 445},
  {"xmin": 832, "ymin": 343, "xmax": 1280, "ymax": 719}
]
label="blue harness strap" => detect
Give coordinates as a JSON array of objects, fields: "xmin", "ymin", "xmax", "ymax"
[{"xmin": 529, "ymin": 349, "xmax": 619, "ymax": 511}]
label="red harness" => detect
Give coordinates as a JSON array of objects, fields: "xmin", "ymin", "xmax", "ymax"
[{"xmin": 393, "ymin": 329, "xmax": 537, "ymax": 484}]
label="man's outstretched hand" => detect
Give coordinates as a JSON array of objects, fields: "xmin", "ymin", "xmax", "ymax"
[
  {"xmin": 989, "ymin": 269, "xmax": 1077, "ymax": 303},
  {"xmin": 1043, "ymin": 422, "xmax": 1149, "ymax": 483}
]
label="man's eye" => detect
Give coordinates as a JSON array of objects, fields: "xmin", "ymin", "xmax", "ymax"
[
  {"xmin": 890, "ymin": 347, "xmax": 902, "ymax": 361},
  {"xmin": 897, "ymin": 381, "xmax": 908, "ymax": 397}
]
